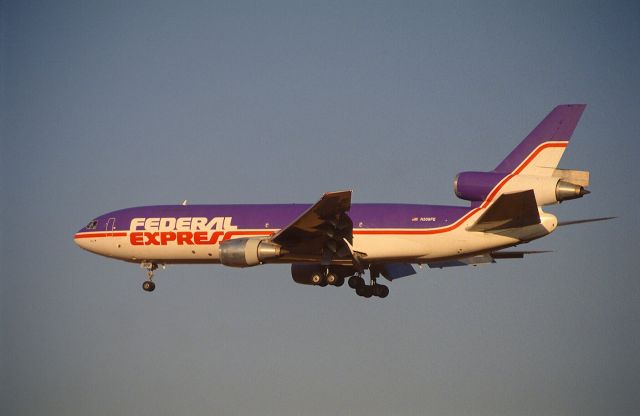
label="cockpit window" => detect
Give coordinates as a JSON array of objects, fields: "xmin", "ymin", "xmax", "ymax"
[{"xmin": 86, "ymin": 220, "xmax": 98, "ymax": 230}]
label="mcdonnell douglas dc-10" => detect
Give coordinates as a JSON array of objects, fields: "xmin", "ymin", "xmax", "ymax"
[{"xmin": 75, "ymin": 104, "xmax": 611, "ymax": 298}]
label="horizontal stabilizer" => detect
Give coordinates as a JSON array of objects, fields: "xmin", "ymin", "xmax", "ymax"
[
  {"xmin": 491, "ymin": 250, "xmax": 551, "ymax": 259},
  {"xmin": 428, "ymin": 250, "xmax": 550, "ymax": 268},
  {"xmin": 468, "ymin": 190, "xmax": 540, "ymax": 232},
  {"xmin": 557, "ymin": 216, "xmax": 616, "ymax": 227},
  {"xmin": 552, "ymin": 169, "xmax": 590, "ymax": 187},
  {"xmin": 428, "ymin": 254, "xmax": 494, "ymax": 268}
]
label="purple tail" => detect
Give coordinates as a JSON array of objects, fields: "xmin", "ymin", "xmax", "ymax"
[{"xmin": 494, "ymin": 104, "xmax": 587, "ymax": 174}]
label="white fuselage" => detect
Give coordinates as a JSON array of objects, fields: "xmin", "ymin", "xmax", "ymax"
[{"xmin": 74, "ymin": 208, "xmax": 557, "ymax": 266}]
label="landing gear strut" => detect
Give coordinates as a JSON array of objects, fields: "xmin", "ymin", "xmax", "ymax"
[{"xmin": 141, "ymin": 262, "xmax": 158, "ymax": 292}]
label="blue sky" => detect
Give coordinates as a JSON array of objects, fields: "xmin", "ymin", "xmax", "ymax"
[{"xmin": 2, "ymin": 1, "xmax": 639, "ymax": 415}]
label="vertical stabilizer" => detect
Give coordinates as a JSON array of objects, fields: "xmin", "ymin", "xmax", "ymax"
[{"xmin": 494, "ymin": 104, "xmax": 586, "ymax": 176}]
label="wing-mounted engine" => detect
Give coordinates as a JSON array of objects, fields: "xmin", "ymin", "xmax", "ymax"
[
  {"xmin": 454, "ymin": 169, "xmax": 590, "ymax": 206},
  {"xmin": 219, "ymin": 237, "xmax": 284, "ymax": 267}
]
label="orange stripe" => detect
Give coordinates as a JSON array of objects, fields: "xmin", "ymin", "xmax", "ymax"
[
  {"xmin": 224, "ymin": 231, "xmax": 274, "ymax": 236},
  {"xmin": 482, "ymin": 142, "xmax": 566, "ymax": 204},
  {"xmin": 74, "ymin": 231, "xmax": 274, "ymax": 239},
  {"xmin": 353, "ymin": 142, "xmax": 567, "ymax": 236},
  {"xmin": 74, "ymin": 232, "xmax": 128, "ymax": 239}
]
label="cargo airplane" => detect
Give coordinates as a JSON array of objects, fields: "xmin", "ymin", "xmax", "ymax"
[{"xmin": 74, "ymin": 104, "xmax": 610, "ymax": 298}]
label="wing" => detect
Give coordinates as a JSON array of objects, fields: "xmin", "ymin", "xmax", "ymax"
[{"xmin": 271, "ymin": 190, "xmax": 353, "ymax": 265}]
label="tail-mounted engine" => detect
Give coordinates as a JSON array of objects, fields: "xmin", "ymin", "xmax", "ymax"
[
  {"xmin": 453, "ymin": 169, "xmax": 590, "ymax": 206},
  {"xmin": 219, "ymin": 237, "xmax": 283, "ymax": 267}
]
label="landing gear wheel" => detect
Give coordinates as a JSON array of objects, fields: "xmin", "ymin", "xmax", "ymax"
[
  {"xmin": 356, "ymin": 285, "xmax": 373, "ymax": 298},
  {"xmin": 333, "ymin": 276, "xmax": 345, "ymax": 287},
  {"xmin": 348, "ymin": 275, "xmax": 365, "ymax": 289},
  {"xmin": 374, "ymin": 284, "xmax": 389, "ymax": 298},
  {"xmin": 311, "ymin": 272, "xmax": 325, "ymax": 286},
  {"xmin": 142, "ymin": 281, "xmax": 156, "ymax": 292},
  {"xmin": 326, "ymin": 272, "xmax": 339, "ymax": 286}
]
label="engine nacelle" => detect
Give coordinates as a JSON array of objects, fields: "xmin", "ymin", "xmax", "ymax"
[
  {"xmin": 219, "ymin": 237, "xmax": 282, "ymax": 267},
  {"xmin": 454, "ymin": 171, "xmax": 589, "ymax": 206},
  {"xmin": 454, "ymin": 171, "xmax": 505, "ymax": 202}
]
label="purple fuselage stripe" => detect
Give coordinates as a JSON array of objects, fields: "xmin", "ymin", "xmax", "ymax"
[{"xmin": 79, "ymin": 203, "xmax": 472, "ymax": 233}]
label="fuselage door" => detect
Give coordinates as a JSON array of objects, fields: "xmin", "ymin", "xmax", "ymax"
[{"xmin": 106, "ymin": 217, "xmax": 116, "ymax": 236}]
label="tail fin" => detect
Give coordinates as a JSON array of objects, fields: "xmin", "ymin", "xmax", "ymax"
[{"xmin": 494, "ymin": 104, "xmax": 586, "ymax": 176}]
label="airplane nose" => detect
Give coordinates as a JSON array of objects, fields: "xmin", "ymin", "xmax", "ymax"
[
  {"xmin": 74, "ymin": 233, "xmax": 88, "ymax": 249},
  {"xmin": 74, "ymin": 231, "xmax": 96, "ymax": 252}
]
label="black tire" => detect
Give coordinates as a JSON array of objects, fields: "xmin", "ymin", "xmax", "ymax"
[
  {"xmin": 348, "ymin": 275, "xmax": 365, "ymax": 289},
  {"xmin": 375, "ymin": 284, "xmax": 389, "ymax": 298},
  {"xmin": 311, "ymin": 272, "xmax": 325, "ymax": 286},
  {"xmin": 326, "ymin": 272, "xmax": 339, "ymax": 285},
  {"xmin": 356, "ymin": 285, "xmax": 373, "ymax": 298},
  {"xmin": 348, "ymin": 276, "xmax": 358, "ymax": 289},
  {"xmin": 142, "ymin": 281, "xmax": 156, "ymax": 292},
  {"xmin": 362, "ymin": 286, "xmax": 373, "ymax": 298},
  {"xmin": 333, "ymin": 276, "xmax": 345, "ymax": 287}
]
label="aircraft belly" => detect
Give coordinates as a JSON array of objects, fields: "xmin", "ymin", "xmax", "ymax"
[
  {"xmin": 353, "ymin": 229, "xmax": 524, "ymax": 263},
  {"xmin": 421, "ymin": 230, "xmax": 519, "ymax": 260},
  {"xmin": 81, "ymin": 234, "xmax": 222, "ymax": 263},
  {"xmin": 124, "ymin": 243, "xmax": 220, "ymax": 262}
]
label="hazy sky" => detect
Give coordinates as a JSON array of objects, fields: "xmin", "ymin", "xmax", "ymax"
[{"xmin": 2, "ymin": 1, "xmax": 639, "ymax": 415}]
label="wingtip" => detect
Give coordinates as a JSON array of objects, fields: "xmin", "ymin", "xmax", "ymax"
[
  {"xmin": 323, "ymin": 189, "xmax": 352, "ymax": 197},
  {"xmin": 558, "ymin": 103, "xmax": 587, "ymax": 108}
]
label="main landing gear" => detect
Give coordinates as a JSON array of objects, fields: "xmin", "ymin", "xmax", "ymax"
[
  {"xmin": 309, "ymin": 267, "xmax": 390, "ymax": 299},
  {"xmin": 348, "ymin": 273, "xmax": 389, "ymax": 299},
  {"xmin": 141, "ymin": 262, "xmax": 158, "ymax": 292},
  {"xmin": 310, "ymin": 269, "xmax": 345, "ymax": 287}
]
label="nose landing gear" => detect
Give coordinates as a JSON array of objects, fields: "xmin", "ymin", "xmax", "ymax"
[
  {"xmin": 142, "ymin": 280, "xmax": 156, "ymax": 292},
  {"xmin": 141, "ymin": 262, "xmax": 158, "ymax": 292}
]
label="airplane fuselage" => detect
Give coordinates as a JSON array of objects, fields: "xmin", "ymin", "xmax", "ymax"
[{"xmin": 74, "ymin": 202, "xmax": 556, "ymax": 265}]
